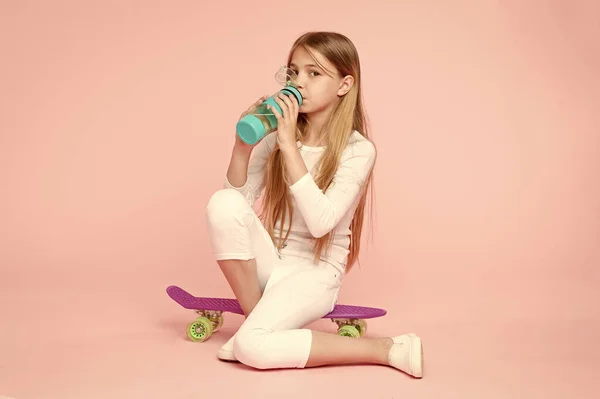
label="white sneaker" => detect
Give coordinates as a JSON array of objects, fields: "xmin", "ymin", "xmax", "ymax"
[
  {"xmin": 217, "ymin": 334, "xmax": 238, "ymax": 362},
  {"xmin": 388, "ymin": 333, "xmax": 423, "ymax": 378}
]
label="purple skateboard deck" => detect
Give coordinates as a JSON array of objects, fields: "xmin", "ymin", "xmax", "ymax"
[
  {"xmin": 166, "ymin": 285, "xmax": 387, "ymax": 342},
  {"xmin": 167, "ymin": 285, "xmax": 387, "ymax": 318}
]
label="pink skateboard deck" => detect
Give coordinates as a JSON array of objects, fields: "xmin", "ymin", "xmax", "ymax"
[{"xmin": 166, "ymin": 285, "xmax": 387, "ymax": 342}]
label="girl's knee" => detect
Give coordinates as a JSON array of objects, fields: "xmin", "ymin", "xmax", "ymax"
[
  {"xmin": 233, "ymin": 328, "xmax": 273, "ymax": 370},
  {"xmin": 206, "ymin": 189, "xmax": 251, "ymax": 226}
]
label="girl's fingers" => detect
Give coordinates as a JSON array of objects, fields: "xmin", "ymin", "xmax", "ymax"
[
  {"xmin": 239, "ymin": 94, "xmax": 272, "ymax": 120},
  {"xmin": 256, "ymin": 94, "xmax": 269, "ymax": 104},
  {"xmin": 247, "ymin": 95, "xmax": 270, "ymax": 114},
  {"xmin": 267, "ymin": 105, "xmax": 282, "ymax": 122},
  {"xmin": 290, "ymin": 94, "xmax": 299, "ymax": 113},
  {"xmin": 279, "ymin": 92, "xmax": 295, "ymax": 114},
  {"xmin": 273, "ymin": 95, "xmax": 289, "ymax": 121},
  {"xmin": 281, "ymin": 93, "xmax": 298, "ymax": 118}
]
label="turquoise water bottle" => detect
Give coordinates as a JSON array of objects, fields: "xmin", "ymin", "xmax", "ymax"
[{"xmin": 236, "ymin": 67, "xmax": 303, "ymax": 145}]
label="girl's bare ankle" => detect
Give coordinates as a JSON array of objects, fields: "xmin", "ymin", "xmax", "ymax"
[{"xmin": 377, "ymin": 337, "xmax": 394, "ymax": 365}]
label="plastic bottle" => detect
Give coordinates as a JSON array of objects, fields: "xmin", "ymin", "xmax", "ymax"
[{"xmin": 236, "ymin": 67, "xmax": 303, "ymax": 145}]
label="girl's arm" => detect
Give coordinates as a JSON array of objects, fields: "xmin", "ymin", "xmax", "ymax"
[
  {"xmin": 224, "ymin": 132, "xmax": 277, "ymax": 206},
  {"xmin": 226, "ymin": 142, "xmax": 254, "ymax": 188},
  {"xmin": 280, "ymin": 138, "xmax": 376, "ymax": 238},
  {"xmin": 279, "ymin": 142, "xmax": 309, "ymax": 185}
]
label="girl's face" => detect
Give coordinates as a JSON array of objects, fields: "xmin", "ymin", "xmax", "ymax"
[{"xmin": 289, "ymin": 47, "xmax": 353, "ymax": 115}]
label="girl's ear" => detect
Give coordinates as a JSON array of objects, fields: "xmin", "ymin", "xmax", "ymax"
[{"xmin": 337, "ymin": 75, "xmax": 354, "ymax": 97}]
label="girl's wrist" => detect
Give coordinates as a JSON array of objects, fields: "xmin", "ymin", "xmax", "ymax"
[
  {"xmin": 278, "ymin": 140, "xmax": 297, "ymax": 155},
  {"xmin": 233, "ymin": 140, "xmax": 253, "ymax": 157},
  {"xmin": 278, "ymin": 141, "xmax": 307, "ymax": 185}
]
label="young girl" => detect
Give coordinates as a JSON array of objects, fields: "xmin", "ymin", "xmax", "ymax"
[{"xmin": 205, "ymin": 31, "xmax": 423, "ymax": 378}]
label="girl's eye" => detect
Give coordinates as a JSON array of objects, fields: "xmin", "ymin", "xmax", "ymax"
[{"xmin": 289, "ymin": 70, "xmax": 319, "ymax": 78}]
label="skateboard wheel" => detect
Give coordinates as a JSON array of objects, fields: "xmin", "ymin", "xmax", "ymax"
[
  {"xmin": 355, "ymin": 320, "xmax": 368, "ymax": 336},
  {"xmin": 187, "ymin": 317, "xmax": 214, "ymax": 342},
  {"xmin": 338, "ymin": 325, "xmax": 360, "ymax": 338}
]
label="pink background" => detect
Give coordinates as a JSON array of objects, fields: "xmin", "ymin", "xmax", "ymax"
[{"xmin": 1, "ymin": 1, "xmax": 599, "ymax": 398}]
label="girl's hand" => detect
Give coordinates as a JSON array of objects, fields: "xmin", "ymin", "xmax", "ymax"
[{"xmin": 268, "ymin": 92, "xmax": 300, "ymax": 149}]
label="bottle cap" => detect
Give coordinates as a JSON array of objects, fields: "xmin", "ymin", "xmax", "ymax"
[{"xmin": 236, "ymin": 114, "xmax": 265, "ymax": 145}]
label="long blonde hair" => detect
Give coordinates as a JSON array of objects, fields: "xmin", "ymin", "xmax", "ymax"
[{"xmin": 260, "ymin": 31, "xmax": 375, "ymax": 272}]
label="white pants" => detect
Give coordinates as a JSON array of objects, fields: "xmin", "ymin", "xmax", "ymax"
[{"xmin": 205, "ymin": 189, "xmax": 343, "ymax": 369}]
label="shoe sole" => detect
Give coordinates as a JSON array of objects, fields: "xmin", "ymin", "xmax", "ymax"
[
  {"xmin": 408, "ymin": 333, "xmax": 423, "ymax": 378},
  {"xmin": 217, "ymin": 350, "xmax": 238, "ymax": 362}
]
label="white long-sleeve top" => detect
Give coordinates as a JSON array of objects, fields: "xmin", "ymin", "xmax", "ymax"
[{"xmin": 224, "ymin": 130, "xmax": 376, "ymax": 271}]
